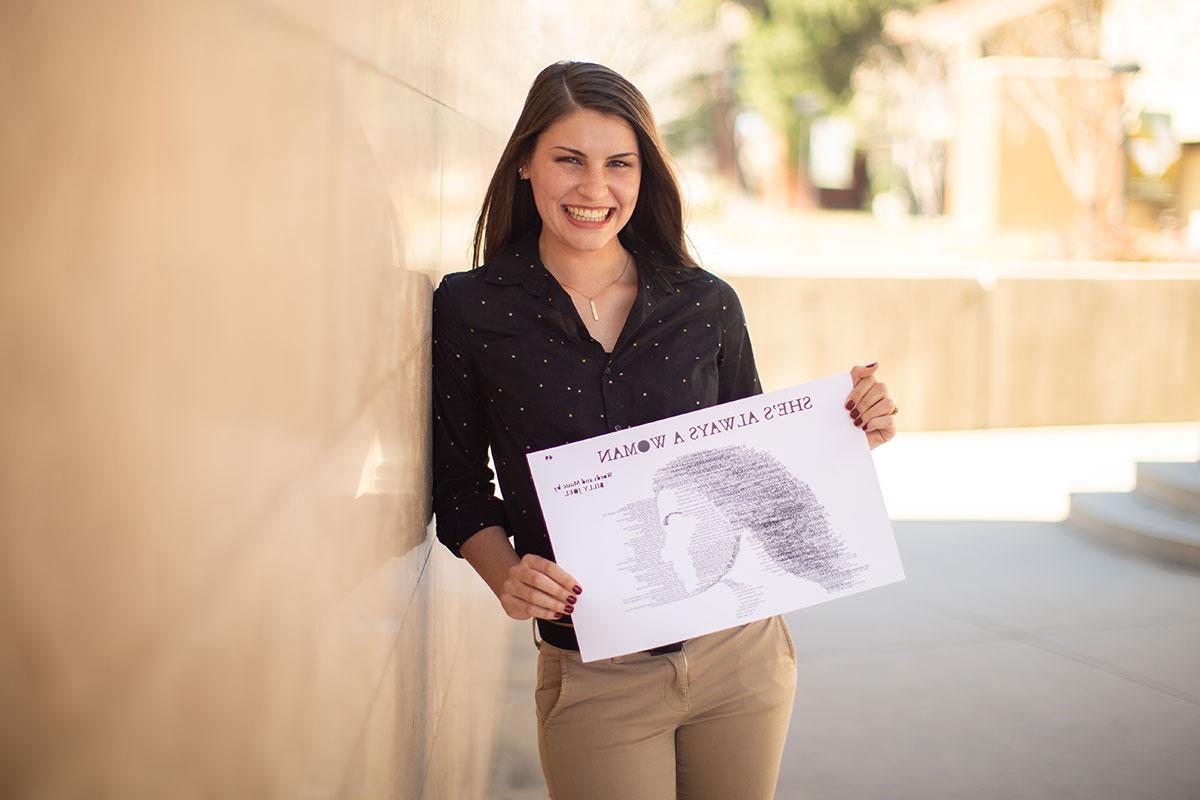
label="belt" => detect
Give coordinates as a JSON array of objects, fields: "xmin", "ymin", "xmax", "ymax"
[{"xmin": 537, "ymin": 617, "xmax": 684, "ymax": 655}]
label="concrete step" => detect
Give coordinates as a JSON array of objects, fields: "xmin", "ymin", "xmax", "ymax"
[
  {"xmin": 1137, "ymin": 461, "xmax": 1200, "ymax": 517},
  {"xmin": 1067, "ymin": 490, "xmax": 1200, "ymax": 569}
]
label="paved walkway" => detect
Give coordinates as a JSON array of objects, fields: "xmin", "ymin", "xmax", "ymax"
[
  {"xmin": 489, "ymin": 519, "xmax": 1200, "ymax": 799},
  {"xmin": 773, "ymin": 520, "xmax": 1200, "ymax": 800}
]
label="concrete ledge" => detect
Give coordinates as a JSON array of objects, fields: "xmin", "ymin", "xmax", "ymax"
[
  {"xmin": 730, "ymin": 274, "xmax": 1200, "ymax": 432},
  {"xmin": 1067, "ymin": 491, "xmax": 1200, "ymax": 569},
  {"xmin": 1137, "ymin": 462, "xmax": 1200, "ymax": 517}
]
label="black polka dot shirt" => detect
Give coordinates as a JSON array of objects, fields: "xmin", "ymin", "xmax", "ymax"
[{"xmin": 431, "ymin": 228, "xmax": 763, "ymax": 561}]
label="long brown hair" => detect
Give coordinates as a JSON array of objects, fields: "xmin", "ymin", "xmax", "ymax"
[{"xmin": 471, "ymin": 61, "xmax": 696, "ymax": 271}]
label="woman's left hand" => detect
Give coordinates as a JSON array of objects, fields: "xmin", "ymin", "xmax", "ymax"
[{"xmin": 845, "ymin": 362, "xmax": 897, "ymax": 450}]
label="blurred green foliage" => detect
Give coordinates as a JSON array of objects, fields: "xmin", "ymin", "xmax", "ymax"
[
  {"xmin": 732, "ymin": 0, "xmax": 930, "ymax": 184},
  {"xmin": 659, "ymin": 0, "xmax": 733, "ymax": 160}
]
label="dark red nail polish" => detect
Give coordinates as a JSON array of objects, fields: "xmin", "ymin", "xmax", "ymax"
[
  {"xmin": 555, "ymin": 612, "xmax": 563, "ymax": 619},
  {"xmin": 851, "ymin": 408, "xmax": 860, "ymax": 419},
  {"xmin": 854, "ymin": 418, "xmax": 862, "ymax": 427},
  {"xmin": 573, "ymin": 585, "xmax": 583, "ymax": 595},
  {"xmin": 844, "ymin": 400, "xmax": 853, "ymax": 410},
  {"xmin": 565, "ymin": 605, "xmax": 574, "ymax": 614},
  {"xmin": 567, "ymin": 595, "xmax": 577, "ymax": 604}
]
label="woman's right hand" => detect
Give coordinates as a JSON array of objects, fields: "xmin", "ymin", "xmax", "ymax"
[{"xmin": 499, "ymin": 553, "xmax": 582, "ymax": 621}]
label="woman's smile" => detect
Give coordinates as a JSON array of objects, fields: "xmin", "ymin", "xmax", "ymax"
[{"xmin": 562, "ymin": 204, "xmax": 614, "ymax": 227}]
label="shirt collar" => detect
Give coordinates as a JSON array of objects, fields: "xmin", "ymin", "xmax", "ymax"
[
  {"xmin": 480, "ymin": 228, "xmax": 702, "ymax": 302},
  {"xmin": 480, "ymin": 229, "xmax": 548, "ymax": 297}
]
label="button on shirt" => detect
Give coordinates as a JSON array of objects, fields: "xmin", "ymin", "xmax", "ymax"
[{"xmin": 431, "ymin": 229, "xmax": 763, "ymax": 561}]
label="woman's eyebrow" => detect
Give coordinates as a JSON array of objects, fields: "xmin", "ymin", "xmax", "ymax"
[{"xmin": 551, "ymin": 145, "xmax": 639, "ymax": 159}]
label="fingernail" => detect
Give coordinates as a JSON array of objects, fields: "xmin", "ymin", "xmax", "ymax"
[
  {"xmin": 850, "ymin": 407, "xmax": 860, "ymax": 419},
  {"xmin": 573, "ymin": 585, "xmax": 583, "ymax": 595},
  {"xmin": 555, "ymin": 612, "xmax": 563, "ymax": 619},
  {"xmin": 854, "ymin": 418, "xmax": 863, "ymax": 427},
  {"xmin": 866, "ymin": 361, "xmax": 877, "ymax": 368},
  {"xmin": 567, "ymin": 595, "xmax": 577, "ymax": 604},
  {"xmin": 565, "ymin": 605, "xmax": 574, "ymax": 614},
  {"xmin": 844, "ymin": 400, "xmax": 853, "ymax": 410}
]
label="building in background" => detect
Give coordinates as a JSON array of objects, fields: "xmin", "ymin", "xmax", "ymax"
[
  {"xmin": 883, "ymin": 0, "xmax": 1200, "ymax": 247},
  {"xmin": 1103, "ymin": 0, "xmax": 1200, "ymax": 235},
  {"xmin": 886, "ymin": 0, "xmax": 1124, "ymax": 235}
]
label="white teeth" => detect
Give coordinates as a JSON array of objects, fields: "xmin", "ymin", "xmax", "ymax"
[{"xmin": 565, "ymin": 206, "xmax": 610, "ymax": 222}]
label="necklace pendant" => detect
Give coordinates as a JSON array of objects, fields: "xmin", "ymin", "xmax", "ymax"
[{"xmin": 589, "ymin": 299, "xmax": 599, "ymax": 321}]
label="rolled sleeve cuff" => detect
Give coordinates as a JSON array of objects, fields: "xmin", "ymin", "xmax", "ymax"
[{"xmin": 434, "ymin": 495, "xmax": 510, "ymax": 558}]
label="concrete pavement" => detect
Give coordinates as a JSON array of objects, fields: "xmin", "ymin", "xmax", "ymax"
[{"xmin": 774, "ymin": 519, "xmax": 1200, "ymax": 799}]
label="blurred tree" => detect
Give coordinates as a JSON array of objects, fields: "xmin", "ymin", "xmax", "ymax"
[
  {"xmin": 994, "ymin": 0, "xmax": 1127, "ymax": 246},
  {"xmin": 852, "ymin": 31, "xmax": 950, "ymax": 216},
  {"xmin": 659, "ymin": 0, "xmax": 752, "ymax": 196},
  {"xmin": 733, "ymin": 0, "xmax": 929, "ymax": 206}
]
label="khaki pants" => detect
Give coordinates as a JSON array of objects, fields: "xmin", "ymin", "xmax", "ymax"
[{"xmin": 534, "ymin": 615, "xmax": 798, "ymax": 799}]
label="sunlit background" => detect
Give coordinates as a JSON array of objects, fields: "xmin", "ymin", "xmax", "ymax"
[{"xmin": 2, "ymin": 1, "xmax": 1197, "ymax": 798}]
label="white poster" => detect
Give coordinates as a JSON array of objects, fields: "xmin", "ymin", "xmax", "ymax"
[{"xmin": 527, "ymin": 372, "xmax": 905, "ymax": 662}]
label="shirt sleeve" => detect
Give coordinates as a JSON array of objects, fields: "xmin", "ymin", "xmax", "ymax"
[
  {"xmin": 716, "ymin": 282, "xmax": 764, "ymax": 403},
  {"xmin": 431, "ymin": 276, "xmax": 510, "ymax": 558}
]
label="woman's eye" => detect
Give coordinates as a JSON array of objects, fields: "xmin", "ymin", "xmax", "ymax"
[{"xmin": 554, "ymin": 157, "xmax": 632, "ymax": 167}]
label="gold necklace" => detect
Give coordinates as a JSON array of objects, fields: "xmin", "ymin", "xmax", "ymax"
[{"xmin": 549, "ymin": 252, "xmax": 632, "ymax": 321}]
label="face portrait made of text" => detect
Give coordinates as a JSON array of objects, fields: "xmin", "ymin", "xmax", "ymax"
[
  {"xmin": 656, "ymin": 485, "xmax": 740, "ymax": 596},
  {"xmin": 646, "ymin": 446, "xmax": 853, "ymax": 615}
]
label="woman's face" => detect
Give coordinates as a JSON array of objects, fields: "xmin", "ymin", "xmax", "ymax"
[
  {"xmin": 657, "ymin": 486, "xmax": 738, "ymax": 595},
  {"xmin": 658, "ymin": 487, "xmax": 702, "ymax": 593},
  {"xmin": 521, "ymin": 108, "xmax": 642, "ymax": 258}
]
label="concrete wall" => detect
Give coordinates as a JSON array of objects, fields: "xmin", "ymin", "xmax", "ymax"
[
  {"xmin": 733, "ymin": 273, "xmax": 1200, "ymax": 432},
  {"xmin": 0, "ymin": 2, "xmax": 657, "ymax": 797}
]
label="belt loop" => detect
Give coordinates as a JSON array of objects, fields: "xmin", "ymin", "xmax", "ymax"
[{"xmin": 531, "ymin": 618, "xmax": 542, "ymax": 649}]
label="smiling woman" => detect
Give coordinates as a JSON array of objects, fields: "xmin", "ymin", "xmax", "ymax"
[
  {"xmin": 521, "ymin": 111, "xmax": 641, "ymax": 252},
  {"xmin": 430, "ymin": 59, "xmax": 897, "ymax": 800}
]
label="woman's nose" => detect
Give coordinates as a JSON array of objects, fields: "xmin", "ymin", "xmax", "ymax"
[{"xmin": 577, "ymin": 167, "xmax": 607, "ymax": 199}]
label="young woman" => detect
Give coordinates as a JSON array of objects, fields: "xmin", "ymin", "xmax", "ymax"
[{"xmin": 431, "ymin": 60, "xmax": 898, "ymax": 799}]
